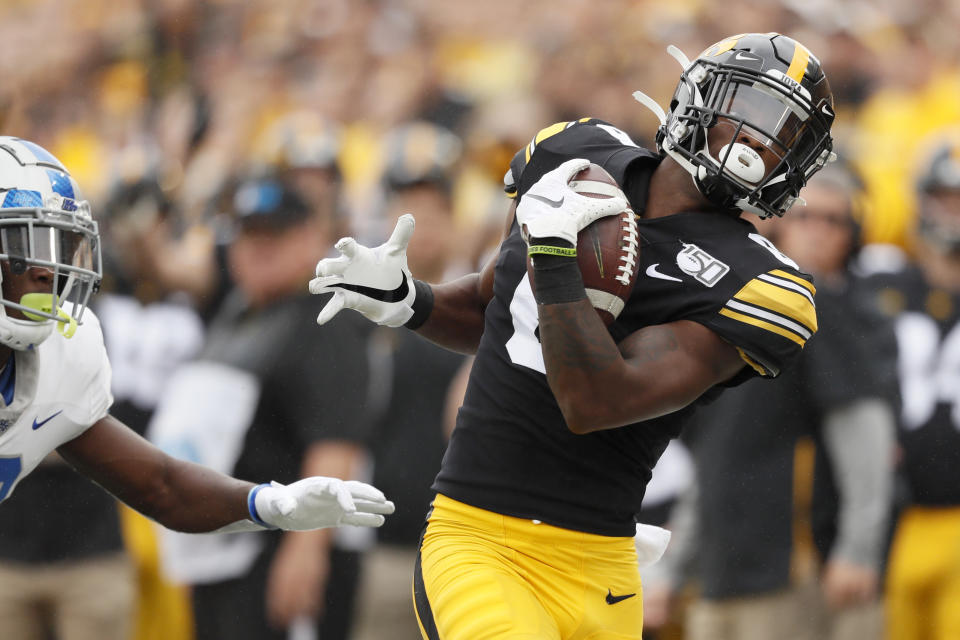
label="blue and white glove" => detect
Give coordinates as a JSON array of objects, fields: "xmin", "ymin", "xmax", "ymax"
[
  {"xmin": 309, "ymin": 214, "xmax": 420, "ymax": 327},
  {"xmin": 248, "ymin": 477, "xmax": 395, "ymax": 530},
  {"xmin": 516, "ymin": 158, "xmax": 628, "ymax": 245}
]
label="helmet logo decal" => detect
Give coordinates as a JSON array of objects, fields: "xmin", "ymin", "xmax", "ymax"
[
  {"xmin": 45, "ymin": 170, "xmax": 75, "ymax": 199},
  {"xmin": 1, "ymin": 190, "xmax": 42, "ymax": 209},
  {"xmin": 676, "ymin": 243, "xmax": 730, "ymax": 287}
]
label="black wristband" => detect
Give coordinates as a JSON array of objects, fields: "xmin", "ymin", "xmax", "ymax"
[
  {"xmin": 404, "ymin": 279, "xmax": 434, "ymax": 330},
  {"xmin": 532, "ymin": 255, "xmax": 586, "ymax": 305}
]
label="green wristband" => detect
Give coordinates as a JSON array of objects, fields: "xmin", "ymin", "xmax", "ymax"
[{"xmin": 528, "ymin": 244, "xmax": 577, "ymax": 258}]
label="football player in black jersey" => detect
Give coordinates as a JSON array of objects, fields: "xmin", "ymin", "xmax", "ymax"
[
  {"xmin": 877, "ymin": 133, "xmax": 960, "ymax": 640},
  {"xmin": 311, "ymin": 33, "xmax": 835, "ymax": 639}
]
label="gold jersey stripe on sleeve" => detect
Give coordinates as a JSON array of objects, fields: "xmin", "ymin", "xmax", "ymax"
[
  {"xmin": 769, "ymin": 269, "xmax": 816, "ymax": 296},
  {"xmin": 526, "ymin": 121, "xmax": 572, "ymax": 163},
  {"xmin": 756, "ymin": 273, "xmax": 815, "ymax": 307},
  {"xmin": 719, "ymin": 308, "xmax": 807, "ymax": 346},
  {"xmin": 734, "ymin": 277, "xmax": 818, "ymax": 334},
  {"xmin": 786, "ymin": 42, "xmax": 811, "ymax": 83},
  {"xmin": 725, "ymin": 299, "xmax": 813, "ymax": 340}
]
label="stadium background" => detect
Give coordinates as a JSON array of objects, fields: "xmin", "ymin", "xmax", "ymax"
[{"xmin": 2, "ymin": 0, "xmax": 959, "ymax": 254}]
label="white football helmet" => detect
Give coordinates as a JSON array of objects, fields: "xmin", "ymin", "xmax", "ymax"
[{"xmin": 0, "ymin": 137, "xmax": 102, "ymax": 350}]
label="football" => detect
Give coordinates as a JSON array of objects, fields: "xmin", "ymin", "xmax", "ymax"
[{"xmin": 528, "ymin": 163, "xmax": 640, "ymax": 325}]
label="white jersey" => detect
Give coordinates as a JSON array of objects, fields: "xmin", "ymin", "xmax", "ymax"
[{"xmin": 0, "ymin": 309, "xmax": 113, "ymax": 502}]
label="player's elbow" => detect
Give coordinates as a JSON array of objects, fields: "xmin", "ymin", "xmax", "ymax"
[
  {"xmin": 551, "ymin": 380, "xmax": 617, "ymax": 434},
  {"xmin": 558, "ymin": 387, "xmax": 690, "ymax": 434},
  {"xmin": 558, "ymin": 395, "xmax": 610, "ymax": 435},
  {"xmin": 564, "ymin": 414, "xmax": 596, "ymax": 435}
]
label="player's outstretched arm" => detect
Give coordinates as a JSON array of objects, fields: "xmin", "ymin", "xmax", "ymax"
[
  {"xmin": 309, "ymin": 208, "xmax": 504, "ymax": 355},
  {"xmin": 57, "ymin": 415, "xmax": 394, "ymax": 533}
]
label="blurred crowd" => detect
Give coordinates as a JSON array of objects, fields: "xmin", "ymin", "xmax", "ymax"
[
  {"xmin": 1, "ymin": 0, "xmax": 959, "ymax": 639},
  {"xmin": 3, "ymin": 0, "xmax": 959, "ymax": 251}
]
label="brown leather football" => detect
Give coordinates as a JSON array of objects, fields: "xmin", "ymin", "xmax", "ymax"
[
  {"xmin": 527, "ymin": 163, "xmax": 640, "ymax": 325},
  {"xmin": 570, "ymin": 164, "xmax": 640, "ymax": 325}
]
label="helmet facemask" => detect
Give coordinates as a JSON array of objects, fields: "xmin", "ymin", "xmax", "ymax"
[
  {"xmin": 0, "ymin": 197, "xmax": 102, "ymax": 349},
  {"xmin": 634, "ymin": 37, "xmax": 836, "ymax": 219}
]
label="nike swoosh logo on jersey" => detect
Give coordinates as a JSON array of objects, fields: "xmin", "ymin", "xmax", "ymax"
[
  {"xmin": 605, "ymin": 589, "xmax": 636, "ymax": 605},
  {"xmin": 645, "ymin": 263, "xmax": 682, "ymax": 282},
  {"xmin": 32, "ymin": 410, "xmax": 63, "ymax": 431},
  {"xmin": 526, "ymin": 193, "xmax": 565, "ymax": 208},
  {"xmin": 333, "ymin": 273, "xmax": 410, "ymax": 303}
]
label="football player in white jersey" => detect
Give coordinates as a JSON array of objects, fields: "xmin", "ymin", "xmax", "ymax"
[{"xmin": 0, "ymin": 136, "xmax": 394, "ymax": 533}]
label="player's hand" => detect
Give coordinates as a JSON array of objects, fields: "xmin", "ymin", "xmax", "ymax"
[
  {"xmin": 252, "ymin": 477, "xmax": 395, "ymax": 530},
  {"xmin": 821, "ymin": 558, "xmax": 878, "ymax": 610},
  {"xmin": 309, "ymin": 214, "xmax": 417, "ymax": 327},
  {"xmin": 516, "ymin": 158, "xmax": 628, "ymax": 245}
]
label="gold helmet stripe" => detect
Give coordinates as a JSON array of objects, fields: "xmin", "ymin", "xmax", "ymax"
[
  {"xmin": 711, "ymin": 37, "xmax": 740, "ymax": 56},
  {"xmin": 786, "ymin": 42, "xmax": 810, "ymax": 83}
]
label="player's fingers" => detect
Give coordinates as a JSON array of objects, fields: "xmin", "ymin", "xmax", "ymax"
[
  {"xmin": 352, "ymin": 498, "xmax": 396, "ymax": 515},
  {"xmin": 598, "ymin": 194, "xmax": 629, "ymax": 216},
  {"xmin": 386, "ymin": 214, "xmax": 415, "ymax": 255},
  {"xmin": 315, "ymin": 291, "xmax": 346, "ymax": 325},
  {"xmin": 335, "ymin": 236, "xmax": 359, "ymax": 259},
  {"xmin": 571, "ymin": 192, "xmax": 628, "ymax": 219},
  {"xmin": 308, "ymin": 275, "xmax": 344, "ymax": 294},
  {"xmin": 343, "ymin": 480, "xmax": 387, "ymax": 502},
  {"xmin": 314, "ymin": 254, "xmax": 350, "ymax": 278},
  {"xmin": 340, "ymin": 512, "xmax": 386, "ymax": 528},
  {"xmin": 324, "ymin": 478, "xmax": 356, "ymax": 514},
  {"xmin": 554, "ymin": 157, "xmax": 592, "ymax": 181}
]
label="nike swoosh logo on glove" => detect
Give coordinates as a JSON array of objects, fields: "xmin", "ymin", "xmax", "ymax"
[
  {"xmin": 333, "ymin": 273, "xmax": 410, "ymax": 303},
  {"xmin": 526, "ymin": 194, "xmax": 565, "ymax": 208}
]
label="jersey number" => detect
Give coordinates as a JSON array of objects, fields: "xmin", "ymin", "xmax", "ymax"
[
  {"xmin": 505, "ymin": 274, "xmax": 546, "ymax": 374},
  {"xmin": 748, "ymin": 233, "xmax": 800, "ymax": 270},
  {"xmin": 896, "ymin": 312, "xmax": 960, "ymax": 431},
  {"xmin": 0, "ymin": 456, "xmax": 23, "ymax": 502}
]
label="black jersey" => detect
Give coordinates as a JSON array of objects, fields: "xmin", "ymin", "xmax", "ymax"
[
  {"xmin": 433, "ymin": 119, "xmax": 818, "ymax": 536},
  {"xmin": 868, "ymin": 261, "xmax": 960, "ymax": 506}
]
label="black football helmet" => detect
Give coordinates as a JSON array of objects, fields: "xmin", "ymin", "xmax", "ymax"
[
  {"xmin": 633, "ymin": 33, "xmax": 836, "ymax": 218},
  {"xmin": 915, "ymin": 133, "xmax": 960, "ymax": 254}
]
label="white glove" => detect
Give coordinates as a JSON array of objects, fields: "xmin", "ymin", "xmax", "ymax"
[
  {"xmin": 250, "ymin": 477, "xmax": 396, "ymax": 530},
  {"xmin": 309, "ymin": 214, "xmax": 417, "ymax": 327},
  {"xmin": 516, "ymin": 158, "xmax": 628, "ymax": 245}
]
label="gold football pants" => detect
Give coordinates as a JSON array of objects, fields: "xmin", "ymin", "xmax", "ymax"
[
  {"xmin": 414, "ymin": 493, "xmax": 643, "ymax": 640},
  {"xmin": 886, "ymin": 506, "xmax": 960, "ymax": 640}
]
